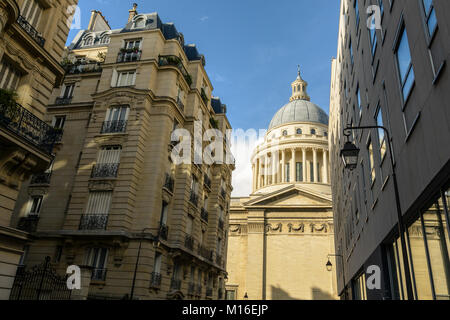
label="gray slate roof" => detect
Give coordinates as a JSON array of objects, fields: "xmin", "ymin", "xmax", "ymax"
[{"xmin": 269, "ymin": 100, "xmax": 329, "ymax": 129}]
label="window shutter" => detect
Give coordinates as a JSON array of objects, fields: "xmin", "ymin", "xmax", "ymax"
[
  {"xmin": 132, "ymin": 71, "xmax": 137, "ymax": 86},
  {"xmin": 86, "ymin": 192, "xmax": 112, "ymax": 215},
  {"xmin": 111, "ymin": 69, "xmax": 118, "ymax": 87}
]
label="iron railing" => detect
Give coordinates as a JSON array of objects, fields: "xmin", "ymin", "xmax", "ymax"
[
  {"xmin": 170, "ymin": 279, "xmax": 181, "ymax": 291},
  {"xmin": 91, "ymin": 163, "xmax": 119, "ymax": 178},
  {"xmin": 17, "ymin": 15, "xmax": 45, "ymax": 47},
  {"xmin": 190, "ymin": 192, "xmax": 199, "ymax": 206},
  {"xmin": 159, "ymin": 224, "xmax": 169, "ymax": 241},
  {"xmin": 0, "ymin": 102, "xmax": 60, "ymax": 155},
  {"xmin": 185, "ymin": 235, "xmax": 194, "ymax": 251},
  {"xmin": 91, "ymin": 268, "xmax": 107, "ymax": 281},
  {"xmin": 164, "ymin": 174, "xmax": 174, "ymax": 193},
  {"xmin": 79, "ymin": 214, "xmax": 108, "ymax": 230},
  {"xmin": 204, "ymin": 175, "xmax": 211, "ymax": 189},
  {"xmin": 100, "ymin": 120, "xmax": 127, "ymax": 134},
  {"xmin": 65, "ymin": 63, "xmax": 102, "ymax": 75},
  {"xmin": 158, "ymin": 55, "xmax": 192, "ymax": 86},
  {"xmin": 117, "ymin": 50, "xmax": 142, "ymax": 63},
  {"xmin": 201, "ymin": 208, "xmax": 209, "ymax": 222},
  {"xmin": 150, "ymin": 272, "xmax": 162, "ymax": 288},
  {"xmin": 17, "ymin": 215, "xmax": 40, "ymax": 233},
  {"xmin": 54, "ymin": 97, "xmax": 72, "ymax": 105},
  {"xmin": 30, "ymin": 172, "xmax": 52, "ymax": 185}
]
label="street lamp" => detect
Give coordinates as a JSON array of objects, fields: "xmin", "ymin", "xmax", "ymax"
[
  {"xmin": 243, "ymin": 292, "xmax": 248, "ymax": 300},
  {"xmin": 326, "ymin": 259, "xmax": 333, "ymax": 272},
  {"xmin": 341, "ymin": 126, "xmax": 414, "ymax": 300},
  {"xmin": 130, "ymin": 228, "xmax": 155, "ymax": 300}
]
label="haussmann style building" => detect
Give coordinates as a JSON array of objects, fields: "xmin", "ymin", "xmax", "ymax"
[
  {"xmin": 0, "ymin": 0, "xmax": 77, "ymax": 300},
  {"xmin": 9, "ymin": 5, "xmax": 234, "ymax": 300},
  {"xmin": 329, "ymin": 0, "xmax": 450, "ymax": 300},
  {"xmin": 226, "ymin": 71, "xmax": 338, "ymax": 300}
]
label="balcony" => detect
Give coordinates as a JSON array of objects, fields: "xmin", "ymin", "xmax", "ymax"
[
  {"xmin": 17, "ymin": 15, "xmax": 45, "ymax": 47},
  {"xmin": 159, "ymin": 224, "xmax": 169, "ymax": 241},
  {"xmin": 163, "ymin": 173, "xmax": 174, "ymax": 193},
  {"xmin": 185, "ymin": 235, "xmax": 194, "ymax": 251},
  {"xmin": 0, "ymin": 101, "xmax": 61, "ymax": 155},
  {"xmin": 190, "ymin": 192, "xmax": 199, "ymax": 206},
  {"xmin": 204, "ymin": 175, "xmax": 211, "ymax": 190},
  {"xmin": 117, "ymin": 50, "xmax": 142, "ymax": 63},
  {"xmin": 64, "ymin": 62, "xmax": 102, "ymax": 75},
  {"xmin": 55, "ymin": 97, "xmax": 72, "ymax": 105},
  {"xmin": 100, "ymin": 120, "xmax": 127, "ymax": 134},
  {"xmin": 79, "ymin": 214, "xmax": 108, "ymax": 230},
  {"xmin": 17, "ymin": 215, "xmax": 39, "ymax": 233},
  {"xmin": 158, "ymin": 55, "xmax": 192, "ymax": 86},
  {"xmin": 170, "ymin": 279, "xmax": 181, "ymax": 291},
  {"xmin": 91, "ymin": 163, "xmax": 119, "ymax": 179},
  {"xmin": 201, "ymin": 208, "xmax": 209, "ymax": 222},
  {"xmin": 198, "ymin": 245, "xmax": 213, "ymax": 261},
  {"xmin": 218, "ymin": 218, "xmax": 224, "ymax": 231},
  {"xmin": 30, "ymin": 172, "xmax": 52, "ymax": 185},
  {"xmin": 91, "ymin": 268, "xmax": 107, "ymax": 281},
  {"xmin": 150, "ymin": 272, "xmax": 162, "ymax": 289}
]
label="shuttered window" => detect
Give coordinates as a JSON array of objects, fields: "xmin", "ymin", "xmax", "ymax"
[
  {"xmin": 86, "ymin": 192, "xmax": 112, "ymax": 215},
  {"xmin": 0, "ymin": 60, "xmax": 21, "ymax": 91},
  {"xmin": 21, "ymin": 0, "xmax": 43, "ymax": 28},
  {"xmin": 97, "ymin": 146, "xmax": 122, "ymax": 164},
  {"xmin": 85, "ymin": 248, "xmax": 108, "ymax": 269}
]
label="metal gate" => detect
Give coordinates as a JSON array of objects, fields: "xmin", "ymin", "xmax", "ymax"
[{"xmin": 10, "ymin": 256, "xmax": 72, "ymax": 300}]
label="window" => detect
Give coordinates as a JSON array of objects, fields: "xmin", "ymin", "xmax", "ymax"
[
  {"xmin": 296, "ymin": 162, "xmax": 303, "ymax": 182},
  {"xmin": 133, "ymin": 17, "xmax": 146, "ymax": 29},
  {"xmin": 116, "ymin": 71, "xmax": 136, "ymax": 87},
  {"xmin": 186, "ymin": 215, "xmax": 194, "ymax": 236},
  {"xmin": 0, "ymin": 59, "xmax": 21, "ymax": 91},
  {"xmin": 106, "ymin": 106, "xmax": 129, "ymax": 122},
  {"xmin": 61, "ymin": 83, "xmax": 75, "ymax": 98},
  {"xmin": 21, "ymin": 0, "xmax": 43, "ymax": 28},
  {"xmin": 83, "ymin": 37, "xmax": 94, "ymax": 47},
  {"xmin": 353, "ymin": 272, "xmax": 367, "ymax": 300},
  {"xmin": 349, "ymin": 39, "xmax": 354, "ymax": 66},
  {"xmin": 375, "ymin": 105, "xmax": 386, "ymax": 160},
  {"xmin": 85, "ymin": 191, "xmax": 112, "ymax": 215},
  {"xmin": 191, "ymin": 175, "xmax": 199, "ymax": 195},
  {"xmin": 311, "ymin": 129, "xmax": 316, "ymax": 135},
  {"xmin": 153, "ymin": 252, "xmax": 162, "ymax": 274},
  {"xmin": 282, "ymin": 130, "xmax": 288, "ymax": 136},
  {"xmin": 160, "ymin": 201, "xmax": 168, "ymax": 226},
  {"xmin": 226, "ymin": 290, "xmax": 236, "ymax": 300},
  {"xmin": 217, "ymin": 237, "xmax": 222, "ymax": 255},
  {"xmin": 100, "ymin": 35, "xmax": 110, "ymax": 45},
  {"xmin": 52, "ymin": 116, "xmax": 66, "ymax": 130},
  {"xmin": 356, "ymin": 85, "xmax": 362, "ymax": 111},
  {"xmin": 296, "ymin": 128, "xmax": 302, "ymax": 135},
  {"xmin": 395, "ymin": 26, "xmax": 415, "ymax": 102},
  {"xmin": 369, "ymin": 22, "xmax": 377, "ymax": 56},
  {"xmin": 422, "ymin": 0, "xmax": 437, "ymax": 37},
  {"xmin": 367, "ymin": 139, "xmax": 375, "ymax": 184},
  {"xmin": 354, "ymin": 0, "xmax": 360, "ymax": 29},
  {"xmin": 97, "ymin": 146, "xmax": 122, "ymax": 164},
  {"xmin": 310, "ymin": 162, "xmax": 314, "ymax": 182},
  {"xmin": 285, "ymin": 163, "xmax": 290, "ymax": 182},
  {"xmin": 86, "ymin": 248, "xmax": 108, "ymax": 280},
  {"xmin": 28, "ymin": 196, "xmax": 43, "ymax": 216},
  {"xmin": 317, "ymin": 163, "xmax": 321, "ymax": 183},
  {"xmin": 124, "ymin": 39, "xmax": 141, "ymax": 50}
]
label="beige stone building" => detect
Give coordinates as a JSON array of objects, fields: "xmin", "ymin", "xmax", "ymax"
[
  {"xmin": 10, "ymin": 5, "xmax": 234, "ymax": 300},
  {"xmin": 329, "ymin": 0, "xmax": 450, "ymax": 300},
  {"xmin": 0, "ymin": 0, "xmax": 77, "ymax": 299},
  {"xmin": 226, "ymin": 72, "xmax": 338, "ymax": 300}
]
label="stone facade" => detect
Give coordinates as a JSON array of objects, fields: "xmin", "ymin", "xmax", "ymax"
[
  {"xmin": 226, "ymin": 72, "xmax": 337, "ymax": 300},
  {"xmin": 10, "ymin": 6, "xmax": 234, "ymax": 300},
  {"xmin": 0, "ymin": 0, "xmax": 77, "ymax": 299}
]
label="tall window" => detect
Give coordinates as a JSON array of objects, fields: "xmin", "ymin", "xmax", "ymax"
[
  {"xmin": 86, "ymin": 191, "xmax": 112, "ymax": 215},
  {"xmin": 356, "ymin": 85, "xmax": 362, "ymax": 111},
  {"xmin": 124, "ymin": 39, "xmax": 141, "ymax": 49},
  {"xmin": 86, "ymin": 248, "xmax": 108, "ymax": 280},
  {"xmin": 310, "ymin": 162, "xmax": 314, "ymax": 182},
  {"xmin": 61, "ymin": 83, "xmax": 75, "ymax": 98},
  {"xmin": 186, "ymin": 215, "xmax": 194, "ymax": 236},
  {"xmin": 375, "ymin": 105, "xmax": 386, "ymax": 160},
  {"xmin": 116, "ymin": 71, "xmax": 136, "ymax": 87},
  {"xmin": 21, "ymin": 0, "xmax": 43, "ymax": 28},
  {"xmin": 153, "ymin": 252, "xmax": 162, "ymax": 275},
  {"xmin": 217, "ymin": 237, "xmax": 222, "ymax": 256},
  {"xmin": 106, "ymin": 106, "xmax": 129, "ymax": 123},
  {"xmin": 28, "ymin": 195, "xmax": 43, "ymax": 216},
  {"xmin": 0, "ymin": 59, "xmax": 21, "ymax": 91},
  {"xmin": 285, "ymin": 163, "xmax": 290, "ymax": 182},
  {"xmin": 160, "ymin": 202, "xmax": 168, "ymax": 226},
  {"xmin": 367, "ymin": 139, "xmax": 375, "ymax": 184},
  {"xmin": 422, "ymin": 0, "xmax": 437, "ymax": 36},
  {"xmin": 52, "ymin": 116, "xmax": 66, "ymax": 130},
  {"xmin": 296, "ymin": 162, "xmax": 303, "ymax": 182},
  {"xmin": 395, "ymin": 26, "xmax": 415, "ymax": 102},
  {"xmin": 97, "ymin": 146, "xmax": 122, "ymax": 164}
]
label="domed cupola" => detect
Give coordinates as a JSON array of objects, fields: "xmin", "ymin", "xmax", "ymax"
[{"xmin": 290, "ymin": 66, "xmax": 310, "ymax": 102}]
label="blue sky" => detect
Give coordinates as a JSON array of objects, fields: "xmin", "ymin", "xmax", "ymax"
[{"xmin": 68, "ymin": 0, "xmax": 341, "ymax": 196}]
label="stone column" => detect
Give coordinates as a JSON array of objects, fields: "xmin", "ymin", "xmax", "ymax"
[
  {"xmin": 313, "ymin": 148, "xmax": 318, "ymax": 183},
  {"xmin": 290, "ymin": 148, "xmax": 296, "ymax": 183},
  {"xmin": 264, "ymin": 155, "xmax": 268, "ymax": 187},
  {"xmin": 281, "ymin": 149, "xmax": 286, "ymax": 183},
  {"xmin": 258, "ymin": 156, "xmax": 263, "ymax": 189},
  {"xmin": 252, "ymin": 163, "xmax": 256, "ymax": 192},
  {"xmin": 323, "ymin": 149, "xmax": 328, "ymax": 184},
  {"xmin": 302, "ymin": 148, "xmax": 307, "ymax": 182}
]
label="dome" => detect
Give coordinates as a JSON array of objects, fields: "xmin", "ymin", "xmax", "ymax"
[{"xmin": 269, "ymin": 99, "xmax": 329, "ymax": 130}]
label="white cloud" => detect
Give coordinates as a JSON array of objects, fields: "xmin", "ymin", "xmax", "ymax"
[{"xmin": 200, "ymin": 16, "xmax": 209, "ymax": 22}]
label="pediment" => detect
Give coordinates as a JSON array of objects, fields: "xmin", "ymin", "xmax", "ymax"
[{"xmin": 244, "ymin": 185, "xmax": 331, "ymax": 208}]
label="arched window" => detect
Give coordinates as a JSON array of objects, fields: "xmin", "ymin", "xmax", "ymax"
[
  {"xmin": 282, "ymin": 130, "xmax": 288, "ymax": 136},
  {"xmin": 133, "ymin": 17, "xmax": 145, "ymax": 29},
  {"xmin": 296, "ymin": 128, "xmax": 302, "ymax": 135},
  {"xmin": 83, "ymin": 37, "xmax": 93, "ymax": 46},
  {"xmin": 100, "ymin": 36, "xmax": 110, "ymax": 44},
  {"xmin": 311, "ymin": 129, "xmax": 316, "ymax": 135}
]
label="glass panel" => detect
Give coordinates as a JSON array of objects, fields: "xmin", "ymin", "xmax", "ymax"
[
  {"xmin": 396, "ymin": 29, "xmax": 412, "ymax": 83},
  {"xmin": 423, "ymin": 201, "xmax": 450, "ymax": 300},
  {"xmin": 427, "ymin": 9, "xmax": 437, "ymax": 35},
  {"xmin": 403, "ymin": 68, "xmax": 415, "ymax": 100},
  {"xmin": 408, "ymin": 216, "xmax": 433, "ymax": 299}
]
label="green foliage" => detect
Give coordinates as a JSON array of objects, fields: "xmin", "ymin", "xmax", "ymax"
[{"xmin": 0, "ymin": 88, "xmax": 17, "ymax": 108}]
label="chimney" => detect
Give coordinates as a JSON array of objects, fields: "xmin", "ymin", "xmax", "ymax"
[{"xmin": 128, "ymin": 3, "xmax": 138, "ymax": 23}]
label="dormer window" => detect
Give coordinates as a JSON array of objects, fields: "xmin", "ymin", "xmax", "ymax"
[
  {"xmin": 83, "ymin": 37, "xmax": 93, "ymax": 46},
  {"xmin": 100, "ymin": 36, "xmax": 110, "ymax": 44},
  {"xmin": 133, "ymin": 17, "xmax": 146, "ymax": 29}
]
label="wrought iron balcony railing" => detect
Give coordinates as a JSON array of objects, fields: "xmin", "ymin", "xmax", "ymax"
[
  {"xmin": 201, "ymin": 208, "xmax": 209, "ymax": 222},
  {"xmin": 218, "ymin": 218, "xmax": 224, "ymax": 230},
  {"xmin": 198, "ymin": 245, "xmax": 213, "ymax": 261},
  {"xmin": 100, "ymin": 120, "xmax": 127, "ymax": 134},
  {"xmin": 91, "ymin": 268, "xmax": 107, "ymax": 281},
  {"xmin": 150, "ymin": 272, "xmax": 162, "ymax": 288},
  {"xmin": 55, "ymin": 97, "xmax": 72, "ymax": 105},
  {"xmin": 185, "ymin": 235, "xmax": 194, "ymax": 251},
  {"xmin": 159, "ymin": 223, "xmax": 169, "ymax": 241},
  {"xmin": 190, "ymin": 192, "xmax": 199, "ymax": 206},
  {"xmin": 204, "ymin": 175, "xmax": 211, "ymax": 189},
  {"xmin": 158, "ymin": 55, "xmax": 192, "ymax": 86},
  {"xmin": 206, "ymin": 287, "xmax": 213, "ymax": 297},
  {"xmin": 0, "ymin": 102, "xmax": 60, "ymax": 155},
  {"xmin": 91, "ymin": 163, "xmax": 119, "ymax": 179},
  {"xmin": 17, "ymin": 215, "xmax": 39, "ymax": 233},
  {"xmin": 30, "ymin": 172, "xmax": 52, "ymax": 185},
  {"xmin": 79, "ymin": 214, "xmax": 108, "ymax": 230},
  {"xmin": 117, "ymin": 50, "xmax": 142, "ymax": 63},
  {"xmin": 163, "ymin": 173, "xmax": 174, "ymax": 193},
  {"xmin": 65, "ymin": 63, "xmax": 102, "ymax": 75},
  {"xmin": 170, "ymin": 279, "xmax": 181, "ymax": 291},
  {"xmin": 17, "ymin": 15, "xmax": 45, "ymax": 47}
]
